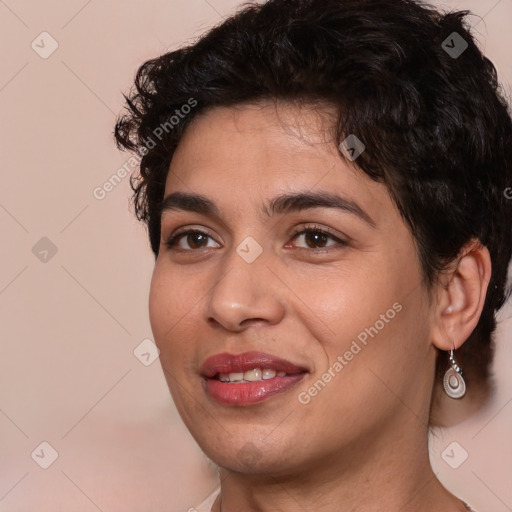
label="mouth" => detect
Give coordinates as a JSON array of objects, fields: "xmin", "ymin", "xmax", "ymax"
[
  {"xmin": 214, "ymin": 368, "xmax": 298, "ymax": 382},
  {"xmin": 200, "ymin": 351, "xmax": 309, "ymax": 406}
]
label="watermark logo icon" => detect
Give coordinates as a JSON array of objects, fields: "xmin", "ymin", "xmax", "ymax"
[
  {"xmin": 31, "ymin": 441, "xmax": 59, "ymax": 469},
  {"xmin": 32, "ymin": 237, "xmax": 58, "ymax": 263},
  {"xmin": 441, "ymin": 441, "xmax": 469, "ymax": 469},
  {"xmin": 133, "ymin": 338, "xmax": 160, "ymax": 366},
  {"xmin": 31, "ymin": 32, "xmax": 59, "ymax": 59},
  {"xmin": 441, "ymin": 32, "xmax": 468, "ymax": 59},
  {"xmin": 339, "ymin": 134, "xmax": 365, "ymax": 161},
  {"xmin": 236, "ymin": 236, "xmax": 263, "ymax": 263},
  {"xmin": 237, "ymin": 442, "xmax": 263, "ymax": 467}
]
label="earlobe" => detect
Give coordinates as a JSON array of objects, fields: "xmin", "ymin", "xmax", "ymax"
[{"xmin": 431, "ymin": 240, "xmax": 492, "ymax": 352}]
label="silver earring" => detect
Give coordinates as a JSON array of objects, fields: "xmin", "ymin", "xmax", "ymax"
[{"xmin": 443, "ymin": 349, "xmax": 466, "ymax": 399}]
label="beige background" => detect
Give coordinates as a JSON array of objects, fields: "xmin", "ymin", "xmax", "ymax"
[{"xmin": 0, "ymin": 1, "xmax": 511, "ymax": 511}]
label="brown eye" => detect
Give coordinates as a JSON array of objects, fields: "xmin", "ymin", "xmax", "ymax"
[
  {"xmin": 184, "ymin": 232, "xmax": 209, "ymax": 249},
  {"xmin": 164, "ymin": 229, "xmax": 219, "ymax": 251},
  {"xmin": 302, "ymin": 231, "xmax": 331, "ymax": 248},
  {"xmin": 290, "ymin": 226, "xmax": 347, "ymax": 251}
]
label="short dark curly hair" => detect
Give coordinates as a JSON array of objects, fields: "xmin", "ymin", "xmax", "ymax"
[{"xmin": 114, "ymin": 0, "xmax": 512, "ymax": 403}]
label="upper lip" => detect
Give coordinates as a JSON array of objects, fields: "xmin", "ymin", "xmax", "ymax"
[{"xmin": 200, "ymin": 351, "xmax": 309, "ymax": 378}]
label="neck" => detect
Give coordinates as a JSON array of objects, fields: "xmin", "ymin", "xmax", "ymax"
[{"xmin": 211, "ymin": 420, "xmax": 467, "ymax": 512}]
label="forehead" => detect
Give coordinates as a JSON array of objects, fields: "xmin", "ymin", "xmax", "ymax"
[{"xmin": 163, "ymin": 101, "xmax": 391, "ymax": 219}]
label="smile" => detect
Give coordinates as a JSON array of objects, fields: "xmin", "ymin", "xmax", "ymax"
[{"xmin": 200, "ymin": 351, "xmax": 309, "ymax": 406}]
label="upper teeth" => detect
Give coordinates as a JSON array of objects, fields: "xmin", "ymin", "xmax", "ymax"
[{"xmin": 218, "ymin": 368, "xmax": 287, "ymax": 382}]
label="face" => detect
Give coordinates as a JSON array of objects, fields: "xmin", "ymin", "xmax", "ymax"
[{"xmin": 149, "ymin": 101, "xmax": 438, "ymax": 476}]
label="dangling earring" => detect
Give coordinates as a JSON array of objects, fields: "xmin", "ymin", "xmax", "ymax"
[{"xmin": 443, "ymin": 349, "xmax": 466, "ymax": 399}]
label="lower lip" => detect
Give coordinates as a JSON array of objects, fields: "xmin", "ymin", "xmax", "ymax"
[{"xmin": 204, "ymin": 374, "xmax": 307, "ymax": 406}]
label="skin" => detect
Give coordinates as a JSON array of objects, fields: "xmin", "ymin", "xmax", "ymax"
[{"xmin": 148, "ymin": 100, "xmax": 491, "ymax": 511}]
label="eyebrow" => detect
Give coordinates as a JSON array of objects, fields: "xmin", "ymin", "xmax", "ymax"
[{"xmin": 159, "ymin": 191, "xmax": 375, "ymax": 227}]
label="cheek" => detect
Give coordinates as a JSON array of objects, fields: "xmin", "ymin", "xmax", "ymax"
[
  {"xmin": 148, "ymin": 266, "xmax": 168, "ymax": 340},
  {"xmin": 293, "ymin": 249, "xmax": 428, "ymax": 376},
  {"xmin": 290, "ymin": 261, "xmax": 402, "ymax": 340},
  {"xmin": 310, "ymin": 280, "xmax": 431, "ymax": 412},
  {"xmin": 148, "ymin": 262, "xmax": 211, "ymax": 376},
  {"xmin": 148, "ymin": 264, "xmax": 190, "ymax": 356},
  {"xmin": 149, "ymin": 262, "xmax": 196, "ymax": 331},
  {"xmin": 148, "ymin": 266, "xmax": 200, "ymax": 412}
]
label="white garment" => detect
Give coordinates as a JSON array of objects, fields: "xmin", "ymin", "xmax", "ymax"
[{"xmin": 190, "ymin": 486, "xmax": 221, "ymax": 512}]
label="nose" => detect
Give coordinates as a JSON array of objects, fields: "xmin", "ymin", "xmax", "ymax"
[{"xmin": 204, "ymin": 247, "xmax": 286, "ymax": 332}]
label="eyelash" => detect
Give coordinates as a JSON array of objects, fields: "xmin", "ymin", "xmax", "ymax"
[{"xmin": 163, "ymin": 224, "xmax": 347, "ymax": 253}]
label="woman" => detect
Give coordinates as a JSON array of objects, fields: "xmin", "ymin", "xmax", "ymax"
[{"xmin": 114, "ymin": 0, "xmax": 512, "ymax": 510}]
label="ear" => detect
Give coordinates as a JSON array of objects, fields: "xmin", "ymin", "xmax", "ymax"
[{"xmin": 431, "ymin": 239, "xmax": 492, "ymax": 351}]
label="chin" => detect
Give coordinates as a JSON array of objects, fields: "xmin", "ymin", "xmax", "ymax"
[{"xmin": 198, "ymin": 434, "xmax": 306, "ymax": 475}]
